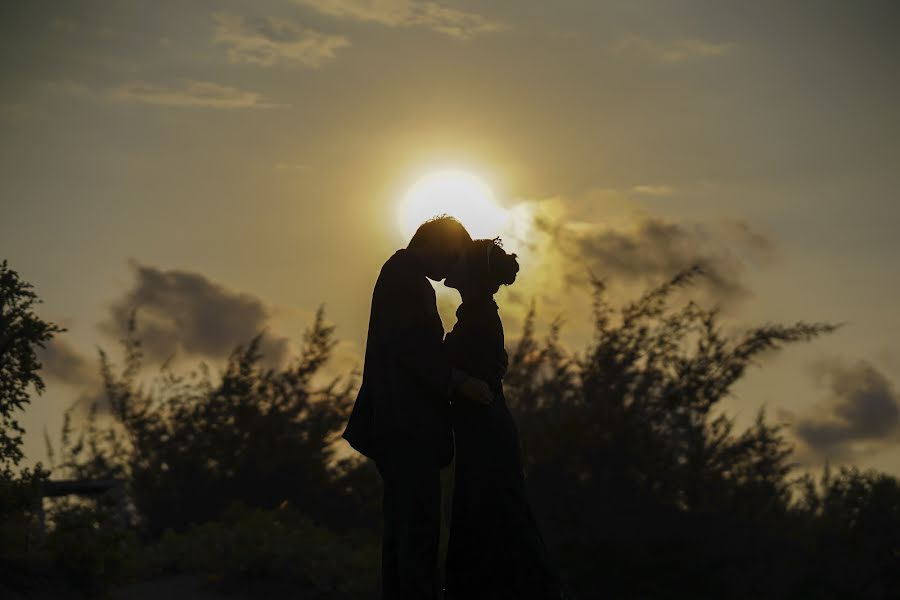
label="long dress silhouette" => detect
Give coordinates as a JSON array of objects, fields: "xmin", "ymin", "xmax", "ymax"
[{"xmin": 443, "ymin": 295, "xmax": 563, "ymax": 599}]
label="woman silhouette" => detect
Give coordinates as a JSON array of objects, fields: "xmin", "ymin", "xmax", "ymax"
[{"xmin": 443, "ymin": 238, "xmax": 563, "ymax": 600}]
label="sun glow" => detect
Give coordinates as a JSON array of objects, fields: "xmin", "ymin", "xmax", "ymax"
[{"xmin": 398, "ymin": 170, "xmax": 510, "ymax": 240}]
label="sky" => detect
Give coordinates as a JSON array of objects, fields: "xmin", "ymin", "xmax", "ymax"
[{"xmin": 2, "ymin": 0, "xmax": 899, "ymax": 475}]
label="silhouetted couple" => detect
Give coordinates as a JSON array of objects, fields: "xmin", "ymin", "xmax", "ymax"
[{"xmin": 343, "ymin": 216, "xmax": 563, "ymax": 599}]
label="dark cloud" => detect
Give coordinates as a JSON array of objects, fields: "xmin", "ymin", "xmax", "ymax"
[
  {"xmin": 535, "ymin": 214, "xmax": 775, "ymax": 305},
  {"xmin": 67, "ymin": 385, "xmax": 110, "ymax": 418},
  {"xmin": 794, "ymin": 360, "xmax": 900, "ymax": 460},
  {"xmin": 36, "ymin": 335, "xmax": 108, "ymax": 416},
  {"xmin": 37, "ymin": 336, "xmax": 98, "ymax": 386},
  {"xmin": 722, "ymin": 219, "xmax": 782, "ymax": 266},
  {"xmin": 101, "ymin": 261, "xmax": 290, "ymax": 368}
]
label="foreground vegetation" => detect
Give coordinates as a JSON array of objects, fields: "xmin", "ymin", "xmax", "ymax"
[{"xmin": 2, "ymin": 260, "xmax": 899, "ymax": 598}]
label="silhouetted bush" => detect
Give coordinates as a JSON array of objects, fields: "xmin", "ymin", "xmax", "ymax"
[
  {"xmin": 794, "ymin": 466, "xmax": 900, "ymax": 597},
  {"xmin": 40, "ymin": 504, "xmax": 138, "ymax": 596},
  {"xmin": 501, "ymin": 270, "xmax": 899, "ymax": 598},
  {"xmin": 52, "ymin": 307, "xmax": 380, "ymax": 539},
  {"xmin": 142, "ymin": 502, "xmax": 378, "ymax": 597}
]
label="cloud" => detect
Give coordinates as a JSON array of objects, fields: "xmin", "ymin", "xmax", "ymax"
[
  {"xmin": 617, "ymin": 34, "xmax": 733, "ymax": 64},
  {"xmin": 49, "ymin": 79, "xmax": 287, "ymax": 109},
  {"xmin": 722, "ymin": 219, "xmax": 781, "ymax": 266},
  {"xmin": 630, "ymin": 185, "xmax": 675, "ymax": 197},
  {"xmin": 213, "ymin": 13, "xmax": 350, "ymax": 68},
  {"xmin": 295, "ymin": 0, "xmax": 506, "ymax": 39},
  {"xmin": 37, "ymin": 337, "xmax": 98, "ymax": 387},
  {"xmin": 532, "ymin": 212, "xmax": 774, "ymax": 305},
  {"xmin": 101, "ymin": 261, "xmax": 291, "ymax": 369},
  {"xmin": 108, "ymin": 80, "xmax": 288, "ymax": 109},
  {"xmin": 793, "ymin": 360, "xmax": 900, "ymax": 461},
  {"xmin": 37, "ymin": 335, "xmax": 109, "ymax": 417}
]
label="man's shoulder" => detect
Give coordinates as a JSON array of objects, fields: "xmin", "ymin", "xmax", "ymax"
[
  {"xmin": 381, "ymin": 249, "xmax": 407, "ymax": 270},
  {"xmin": 379, "ymin": 249, "xmax": 421, "ymax": 282}
]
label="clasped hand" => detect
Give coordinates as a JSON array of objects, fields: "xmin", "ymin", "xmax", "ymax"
[{"xmin": 456, "ymin": 375, "xmax": 494, "ymax": 405}]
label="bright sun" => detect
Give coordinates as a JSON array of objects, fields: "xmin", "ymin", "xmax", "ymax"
[{"xmin": 398, "ymin": 169, "xmax": 509, "ymax": 240}]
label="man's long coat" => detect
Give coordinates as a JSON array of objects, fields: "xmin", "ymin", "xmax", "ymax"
[{"xmin": 342, "ymin": 249, "xmax": 454, "ymax": 467}]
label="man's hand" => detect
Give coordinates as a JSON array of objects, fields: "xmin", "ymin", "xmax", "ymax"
[{"xmin": 456, "ymin": 375, "xmax": 493, "ymax": 405}]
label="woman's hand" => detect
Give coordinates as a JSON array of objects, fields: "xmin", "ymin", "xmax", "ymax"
[{"xmin": 456, "ymin": 375, "xmax": 494, "ymax": 405}]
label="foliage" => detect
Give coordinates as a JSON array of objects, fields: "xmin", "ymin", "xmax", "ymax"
[
  {"xmin": 52, "ymin": 306, "xmax": 380, "ymax": 538},
  {"xmin": 40, "ymin": 503, "xmax": 138, "ymax": 596},
  {"xmin": 795, "ymin": 466, "xmax": 900, "ymax": 597},
  {"xmin": 0, "ymin": 261, "xmax": 59, "ymax": 594},
  {"xmin": 0, "ymin": 465, "xmax": 49, "ymax": 575},
  {"xmin": 142, "ymin": 502, "xmax": 378, "ymax": 598},
  {"xmin": 0, "ymin": 260, "xmax": 63, "ymax": 476},
  {"xmin": 504, "ymin": 268, "xmax": 843, "ymax": 598}
]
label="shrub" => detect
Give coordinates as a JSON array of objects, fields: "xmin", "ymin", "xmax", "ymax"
[{"xmin": 142, "ymin": 503, "xmax": 378, "ymax": 598}]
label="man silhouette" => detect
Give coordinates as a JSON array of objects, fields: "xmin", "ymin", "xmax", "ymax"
[{"xmin": 343, "ymin": 215, "xmax": 493, "ymax": 599}]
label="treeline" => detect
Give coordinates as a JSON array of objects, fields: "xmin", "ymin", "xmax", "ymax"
[{"xmin": 2, "ymin": 261, "xmax": 899, "ymax": 598}]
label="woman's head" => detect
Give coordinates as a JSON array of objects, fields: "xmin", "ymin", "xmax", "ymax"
[{"xmin": 445, "ymin": 238, "xmax": 519, "ymax": 297}]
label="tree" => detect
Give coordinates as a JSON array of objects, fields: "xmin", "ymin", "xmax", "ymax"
[
  {"xmin": 0, "ymin": 261, "xmax": 58, "ymax": 592},
  {"xmin": 0, "ymin": 260, "xmax": 61, "ymax": 477}
]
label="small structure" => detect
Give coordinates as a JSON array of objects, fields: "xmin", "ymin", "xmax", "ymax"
[{"xmin": 34, "ymin": 478, "xmax": 129, "ymax": 540}]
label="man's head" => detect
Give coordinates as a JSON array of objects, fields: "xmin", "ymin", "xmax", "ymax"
[{"xmin": 407, "ymin": 215, "xmax": 472, "ymax": 280}]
